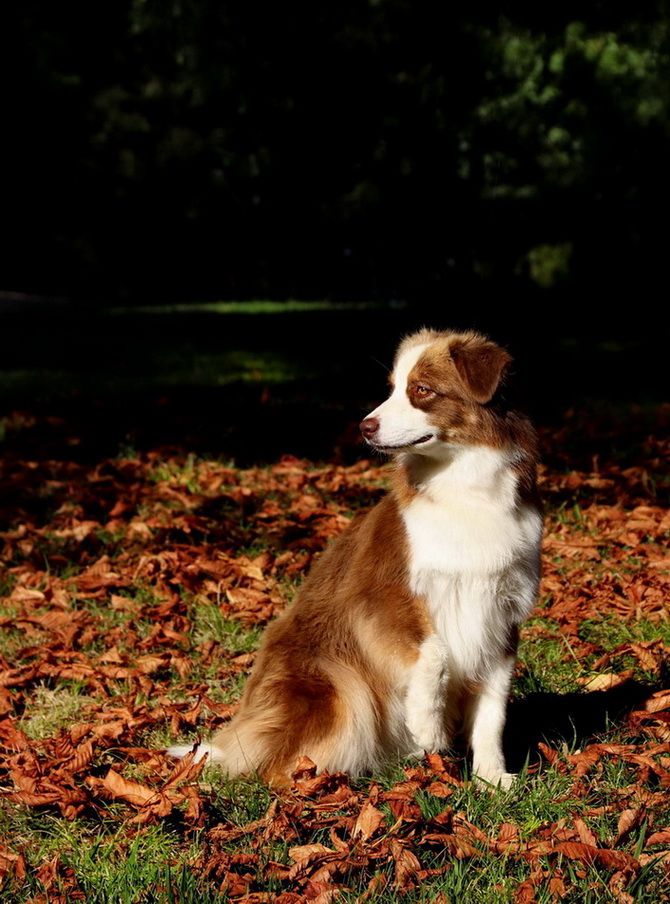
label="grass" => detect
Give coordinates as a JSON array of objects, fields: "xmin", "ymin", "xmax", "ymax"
[
  {"xmin": 191, "ymin": 604, "xmax": 262, "ymax": 654},
  {"xmin": 107, "ymin": 299, "xmax": 385, "ymax": 316},
  {"xmin": 579, "ymin": 616, "xmax": 670, "ymax": 651},
  {"xmin": 19, "ymin": 686, "xmax": 97, "ymax": 740},
  {"xmin": 516, "ymin": 616, "xmax": 582, "ymax": 693},
  {"xmin": 0, "ymin": 299, "xmax": 390, "ymax": 403},
  {"xmin": 1, "ymin": 368, "xmax": 668, "ymax": 900},
  {"xmin": 5, "ymin": 571, "xmax": 667, "ymax": 902},
  {"xmin": 3, "ymin": 807, "xmax": 217, "ymax": 903},
  {"xmin": 516, "ymin": 613, "xmax": 670, "ymax": 697},
  {"xmin": 0, "ymin": 620, "xmax": 662, "ymax": 904},
  {"xmin": 0, "ymin": 350, "xmax": 314, "ymax": 398}
]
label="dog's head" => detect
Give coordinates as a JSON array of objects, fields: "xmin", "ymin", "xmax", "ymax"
[{"xmin": 360, "ymin": 329, "xmax": 511, "ymax": 456}]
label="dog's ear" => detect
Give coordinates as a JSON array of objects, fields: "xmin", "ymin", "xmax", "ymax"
[{"xmin": 450, "ymin": 336, "xmax": 512, "ymax": 403}]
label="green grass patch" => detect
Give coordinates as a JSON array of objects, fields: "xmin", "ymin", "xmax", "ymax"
[
  {"xmin": 1, "ymin": 807, "xmax": 218, "ymax": 903},
  {"xmin": 107, "ymin": 299, "xmax": 383, "ymax": 316},
  {"xmin": 19, "ymin": 685, "xmax": 96, "ymax": 740},
  {"xmin": 516, "ymin": 618, "xmax": 584, "ymax": 695},
  {"xmin": 0, "ymin": 347, "xmax": 318, "ymax": 399},
  {"xmin": 578, "ymin": 616, "xmax": 670, "ymax": 651},
  {"xmin": 191, "ymin": 606, "xmax": 261, "ymax": 654},
  {"xmin": 2, "ymin": 423, "xmax": 668, "ymax": 902}
]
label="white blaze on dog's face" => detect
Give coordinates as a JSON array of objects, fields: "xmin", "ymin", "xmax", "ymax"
[
  {"xmin": 362, "ymin": 342, "xmax": 437, "ymax": 453},
  {"xmin": 359, "ymin": 330, "xmax": 512, "ymax": 455}
]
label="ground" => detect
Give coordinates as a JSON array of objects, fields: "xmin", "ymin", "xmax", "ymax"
[{"xmin": 0, "ymin": 307, "xmax": 669, "ymax": 902}]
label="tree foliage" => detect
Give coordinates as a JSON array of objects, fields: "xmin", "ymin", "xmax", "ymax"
[{"xmin": 4, "ymin": 2, "xmax": 670, "ymax": 302}]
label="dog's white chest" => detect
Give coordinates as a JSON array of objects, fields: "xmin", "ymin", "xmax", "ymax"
[
  {"xmin": 401, "ymin": 451, "xmax": 542, "ymax": 677},
  {"xmin": 403, "ymin": 492, "xmax": 528, "ymax": 575}
]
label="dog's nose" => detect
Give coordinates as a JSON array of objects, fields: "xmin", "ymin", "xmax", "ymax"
[{"xmin": 360, "ymin": 417, "xmax": 380, "ymax": 439}]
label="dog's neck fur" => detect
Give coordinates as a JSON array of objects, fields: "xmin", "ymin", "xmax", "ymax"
[
  {"xmin": 401, "ymin": 443, "xmax": 511, "ymax": 488},
  {"xmin": 389, "ymin": 383, "xmax": 540, "ymax": 510}
]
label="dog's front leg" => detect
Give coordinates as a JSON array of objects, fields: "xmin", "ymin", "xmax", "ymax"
[
  {"xmin": 466, "ymin": 655, "xmax": 515, "ymax": 789},
  {"xmin": 404, "ymin": 634, "xmax": 449, "ymax": 753}
]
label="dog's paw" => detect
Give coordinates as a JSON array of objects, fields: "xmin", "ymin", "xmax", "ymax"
[
  {"xmin": 473, "ymin": 770, "xmax": 517, "ymax": 791},
  {"xmin": 406, "ymin": 709, "xmax": 448, "ymax": 754}
]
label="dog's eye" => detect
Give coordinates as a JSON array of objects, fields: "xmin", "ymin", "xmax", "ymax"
[{"xmin": 412, "ymin": 383, "xmax": 435, "ymax": 399}]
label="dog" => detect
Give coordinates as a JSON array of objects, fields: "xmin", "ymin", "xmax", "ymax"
[{"xmin": 168, "ymin": 328, "xmax": 542, "ymax": 787}]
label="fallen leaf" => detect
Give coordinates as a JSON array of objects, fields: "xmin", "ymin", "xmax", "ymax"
[
  {"xmin": 577, "ymin": 673, "xmax": 629, "ymax": 692},
  {"xmin": 645, "ymin": 830, "xmax": 670, "ymax": 847},
  {"xmin": 574, "ymin": 817, "xmax": 598, "ymax": 847},
  {"xmin": 0, "ymin": 845, "xmax": 26, "ymax": 884},
  {"xmin": 389, "ymin": 839, "xmax": 421, "ymax": 890},
  {"xmin": 93, "ymin": 768, "xmax": 164, "ymax": 810},
  {"xmin": 554, "ymin": 842, "xmax": 638, "ymax": 871},
  {"xmin": 614, "ymin": 809, "xmax": 643, "ymax": 846},
  {"xmin": 426, "ymin": 781, "xmax": 453, "ymax": 798},
  {"xmin": 644, "ymin": 691, "xmax": 670, "ymax": 714},
  {"xmin": 548, "ymin": 875, "xmax": 567, "ymax": 899},
  {"xmin": 352, "ymin": 800, "xmax": 385, "ymax": 841},
  {"xmin": 514, "ymin": 878, "xmax": 537, "ymax": 904}
]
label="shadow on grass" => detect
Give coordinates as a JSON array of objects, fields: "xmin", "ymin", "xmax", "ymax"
[
  {"xmin": 1, "ymin": 301, "xmax": 669, "ymax": 468},
  {"xmin": 504, "ymin": 679, "xmax": 659, "ymax": 771}
]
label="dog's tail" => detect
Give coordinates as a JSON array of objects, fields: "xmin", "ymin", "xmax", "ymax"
[
  {"xmin": 166, "ymin": 717, "xmax": 268, "ymax": 776},
  {"xmin": 166, "ymin": 664, "xmax": 383, "ymax": 780}
]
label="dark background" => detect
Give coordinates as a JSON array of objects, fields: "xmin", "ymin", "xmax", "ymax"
[{"xmin": 1, "ymin": 1, "xmax": 669, "ymax": 462}]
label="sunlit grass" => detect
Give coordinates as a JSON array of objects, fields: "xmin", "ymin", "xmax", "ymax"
[
  {"xmin": 19, "ymin": 685, "xmax": 97, "ymax": 740},
  {"xmin": 2, "ymin": 440, "xmax": 668, "ymax": 903}
]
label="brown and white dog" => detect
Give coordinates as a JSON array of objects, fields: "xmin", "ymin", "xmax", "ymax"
[{"xmin": 169, "ymin": 329, "xmax": 543, "ymax": 787}]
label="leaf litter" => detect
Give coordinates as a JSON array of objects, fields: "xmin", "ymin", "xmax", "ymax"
[{"xmin": 0, "ymin": 408, "xmax": 669, "ymax": 899}]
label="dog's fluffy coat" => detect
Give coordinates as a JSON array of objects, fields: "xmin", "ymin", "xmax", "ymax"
[{"xmin": 169, "ymin": 329, "xmax": 542, "ymax": 786}]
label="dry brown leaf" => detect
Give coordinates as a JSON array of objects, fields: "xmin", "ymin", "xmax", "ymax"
[
  {"xmin": 0, "ymin": 845, "xmax": 26, "ymax": 883},
  {"xmin": 538, "ymin": 742, "xmax": 559, "ymax": 764},
  {"xmin": 567, "ymin": 746, "xmax": 605, "ymax": 776},
  {"xmin": 608, "ymin": 870, "xmax": 636, "ymax": 904},
  {"xmin": 425, "ymin": 752, "xmax": 448, "ymax": 774},
  {"xmin": 352, "ymin": 800, "xmax": 385, "ymax": 841},
  {"xmin": 514, "ymin": 879, "xmax": 537, "ymax": 904},
  {"xmin": 291, "ymin": 756, "xmax": 318, "ymax": 780},
  {"xmin": 95, "ymin": 768, "xmax": 159, "ymax": 807},
  {"xmin": 614, "ymin": 808, "xmax": 643, "ymax": 845},
  {"xmin": 288, "ymin": 843, "xmax": 333, "ymax": 864},
  {"xmin": 574, "ymin": 817, "xmax": 598, "ymax": 847},
  {"xmin": 628, "ymin": 643, "xmax": 660, "ymax": 673},
  {"xmin": 389, "ymin": 839, "xmax": 421, "ymax": 890},
  {"xmin": 548, "ymin": 875, "xmax": 567, "ymax": 899},
  {"xmin": 287, "ymin": 844, "xmax": 336, "ymax": 882},
  {"xmin": 498, "ymin": 823, "xmax": 519, "ymax": 843},
  {"xmin": 639, "ymin": 850, "xmax": 670, "ymax": 866},
  {"xmin": 426, "ymin": 781, "xmax": 453, "ymax": 798},
  {"xmin": 644, "ymin": 691, "xmax": 670, "ymax": 714},
  {"xmin": 5, "ymin": 790, "xmax": 62, "ymax": 807},
  {"xmin": 0, "ymin": 721, "xmax": 30, "ymax": 751},
  {"xmin": 577, "ymin": 673, "xmax": 627, "ymax": 692},
  {"xmin": 35, "ymin": 854, "xmax": 60, "ymax": 891},
  {"xmin": 645, "ymin": 829, "xmax": 670, "ymax": 847},
  {"xmin": 554, "ymin": 842, "xmax": 638, "ymax": 871}
]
